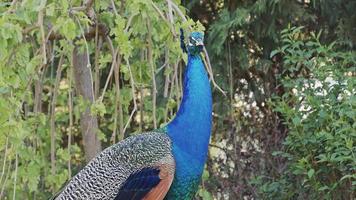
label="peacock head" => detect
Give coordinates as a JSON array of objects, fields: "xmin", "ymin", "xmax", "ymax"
[{"xmin": 187, "ymin": 32, "xmax": 204, "ymax": 55}]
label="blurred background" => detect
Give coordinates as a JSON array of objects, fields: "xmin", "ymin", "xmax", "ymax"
[{"xmin": 0, "ymin": 0, "xmax": 355, "ymax": 199}]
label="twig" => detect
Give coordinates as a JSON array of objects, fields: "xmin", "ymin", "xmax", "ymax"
[
  {"xmin": 166, "ymin": 0, "xmax": 176, "ymax": 35},
  {"xmin": 124, "ymin": 14, "xmax": 137, "ymax": 33},
  {"xmin": 100, "ymin": 13, "xmax": 132, "ymax": 102},
  {"xmin": 74, "ymin": 15, "xmax": 95, "ymax": 101},
  {"xmin": 227, "ymin": 42, "xmax": 234, "ymax": 116},
  {"xmin": 147, "ymin": 18, "xmax": 157, "ymax": 129},
  {"xmin": 22, "ymin": 25, "xmax": 39, "ymax": 35},
  {"xmin": 164, "ymin": 69, "xmax": 175, "ymax": 122},
  {"xmin": 34, "ymin": 75, "xmax": 44, "ymax": 113},
  {"xmin": 139, "ymin": 50, "xmax": 145, "ymax": 131},
  {"xmin": 139, "ymin": 87, "xmax": 144, "ymax": 131},
  {"xmin": 156, "ymin": 62, "xmax": 168, "ymax": 74},
  {"xmin": 209, "ymin": 144, "xmax": 227, "ymax": 152},
  {"xmin": 70, "ymin": 6, "xmax": 86, "ymax": 13},
  {"xmin": 94, "ymin": 24, "xmax": 102, "ymax": 99},
  {"xmin": 151, "ymin": 1, "xmax": 167, "ymax": 21},
  {"xmin": 50, "ymin": 54, "xmax": 64, "ymax": 182},
  {"xmin": 110, "ymin": 0, "xmax": 119, "ymax": 16},
  {"xmin": 167, "ymin": 0, "xmax": 226, "ymax": 96},
  {"xmin": 0, "ymin": 137, "xmax": 8, "ymax": 189},
  {"xmin": 203, "ymin": 47, "xmax": 226, "ymax": 96},
  {"xmin": 12, "ymin": 153, "xmax": 18, "ymax": 200},
  {"xmin": 67, "ymin": 64, "xmax": 73, "ymax": 179},
  {"xmin": 123, "ymin": 59, "xmax": 138, "ymax": 133},
  {"xmin": 0, "ymin": 155, "xmax": 11, "ymax": 198},
  {"xmin": 173, "ymin": 62, "xmax": 181, "ymax": 108},
  {"xmin": 151, "ymin": 1, "xmax": 176, "ymax": 37},
  {"xmin": 38, "ymin": 0, "xmax": 48, "ymax": 64},
  {"xmin": 163, "ymin": 50, "xmax": 170, "ymax": 97},
  {"xmin": 100, "ymin": 37, "xmax": 117, "ymax": 102},
  {"xmin": 166, "ymin": 0, "xmax": 188, "ymax": 23},
  {"xmin": 113, "ymin": 51, "xmax": 123, "ymax": 142},
  {"xmin": 178, "ymin": 62, "xmax": 183, "ymax": 103},
  {"xmin": 112, "ymin": 73, "xmax": 119, "ymax": 143}
]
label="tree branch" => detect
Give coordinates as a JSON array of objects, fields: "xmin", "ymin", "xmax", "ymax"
[
  {"xmin": 50, "ymin": 54, "xmax": 64, "ymax": 184},
  {"xmin": 37, "ymin": 0, "xmax": 47, "ymax": 64},
  {"xmin": 47, "ymin": 23, "xmax": 109, "ymax": 41},
  {"xmin": 72, "ymin": 46, "xmax": 102, "ymax": 161},
  {"xmin": 147, "ymin": 18, "xmax": 157, "ymax": 129}
]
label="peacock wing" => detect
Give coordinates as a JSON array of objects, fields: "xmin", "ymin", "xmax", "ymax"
[
  {"xmin": 54, "ymin": 132, "xmax": 175, "ymax": 200},
  {"xmin": 114, "ymin": 160, "xmax": 175, "ymax": 200}
]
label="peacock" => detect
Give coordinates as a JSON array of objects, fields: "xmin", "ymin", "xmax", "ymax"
[{"xmin": 54, "ymin": 30, "xmax": 212, "ymax": 200}]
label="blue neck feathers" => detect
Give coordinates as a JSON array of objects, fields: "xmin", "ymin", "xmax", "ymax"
[{"xmin": 167, "ymin": 54, "xmax": 212, "ymax": 167}]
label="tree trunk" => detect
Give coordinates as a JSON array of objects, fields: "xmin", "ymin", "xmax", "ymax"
[{"xmin": 72, "ymin": 46, "xmax": 101, "ymax": 162}]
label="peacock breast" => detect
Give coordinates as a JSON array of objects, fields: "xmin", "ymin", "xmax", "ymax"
[{"xmin": 165, "ymin": 143, "xmax": 205, "ymax": 200}]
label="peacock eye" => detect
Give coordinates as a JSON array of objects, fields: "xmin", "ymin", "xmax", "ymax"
[
  {"xmin": 189, "ymin": 37, "xmax": 196, "ymax": 44},
  {"xmin": 188, "ymin": 36, "xmax": 194, "ymax": 46}
]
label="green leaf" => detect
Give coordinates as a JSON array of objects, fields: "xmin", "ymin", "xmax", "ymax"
[
  {"xmin": 270, "ymin": 49, "xmax": 280, "ymax": 58},
  {"xmin": 307, "ymin": 169, "xmax": 315, "ymax": 179},
  {"xmin": 91, "ymin": 101, "xmax": 107, "ymax": 117},
  {"xmin": 202, "ymin": 169, "xmax": 210, "ymax": 181},
  {"xmin": 345, "ymin": 138, "xmax": 353, "ymax": 150},
  {"xmin": 198, "ymin": 188, "xmax": 213, "ymax": 200},
  {"xmin": 318, "ymin": 186, "xmax": 329, "ymax": 191},
  {"xmin": 57, "ymin": 17, "xmax": 77, "ymax": 40},
  {"xmin": 167, "ymin": 98, "xmax": 177, "ymax": 110},
  {"xmin": 340, "ymin": 174, "xmax": 356, "ymax": 182}
]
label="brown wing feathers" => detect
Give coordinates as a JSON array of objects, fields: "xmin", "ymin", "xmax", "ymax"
[{"xmin": 143, "ymin": 163, "xmax": 175, "ymax": 200}]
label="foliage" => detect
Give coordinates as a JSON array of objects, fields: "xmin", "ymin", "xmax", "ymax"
[
  {"xmin": 186, "ymin": 0, "xmax": 355, "ymax": 199},
  {"xmin": 252, "ymin": 26, "xmax": 355, "ymax": 199},
  {"xmin": 0, "ymin": 0, "xmax": 204, "ymax": 199}
]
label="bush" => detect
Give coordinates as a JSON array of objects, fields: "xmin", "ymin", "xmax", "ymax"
[{"xmin": 253, "ymin": 26, "xmax": 355, "ymax": 199}]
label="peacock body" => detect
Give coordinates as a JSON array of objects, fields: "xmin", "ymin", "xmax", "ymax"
[{"xmin": 54, "ymin": 31, "xmax": 212, "ymax": 200}]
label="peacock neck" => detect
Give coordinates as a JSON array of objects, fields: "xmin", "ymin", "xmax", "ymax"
[
  {"xmin": 167, "ymin": 54, "xmax": 212, "ymax": 164},
  {"xmin": 165, "ymin": 53, "xmax": 212, "ymax": 199}
]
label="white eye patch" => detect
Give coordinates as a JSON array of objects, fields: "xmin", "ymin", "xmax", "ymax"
[{"xmin": 189, "ymin": 37, "xmax": 199, "ymax": 46}]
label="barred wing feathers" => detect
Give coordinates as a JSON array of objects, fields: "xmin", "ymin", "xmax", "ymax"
[{"xmin": 55, "ymin": 132, "xmax": 175, "ymax": 200}]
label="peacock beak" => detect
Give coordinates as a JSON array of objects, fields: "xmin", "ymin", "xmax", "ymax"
[{"xmin": 196, "ymin": 40, "xmax": 204, "ymax": 47}]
